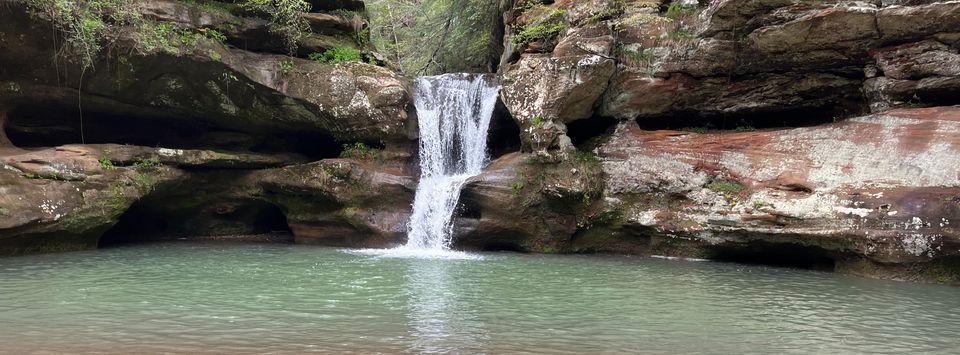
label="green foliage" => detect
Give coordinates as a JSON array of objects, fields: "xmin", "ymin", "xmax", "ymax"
[
  {"xmin": 98, "ymin": 157, "xmax": 115, "ymax": 170},
  {"xmin": 625, "ymin": 49, "xmax": 654, "ymax": 62},
  {"xmin": 581, "ymin": 7, "xmax": 622, "ymax": 25},
  {"xmin": 23, "ymin": 172, "xmax": 39, "ymax": 179},
  {"xmin": 277, "ymin": 58, "xmax": 294, "ymax": 74},
  {"xmin": 734, "ymin": 126, "xmax": 756, "ymax": 132},
  {"xmin": 179, "ymin": 30, "xmax": 203, "ymax": 48},
  {"xmin": 706, "ymin": 180, "xmax": 746, "ymax": 194},
  {"xmin": 201, "ymin": 28, "xmax": 228, "ymax": 43},
  {"xmin": 514, "ymin": 21, "xmax": 566, "ymax": 46},
  {"xmin": 664, "ymin": 2, "xmax": 693, "ymax": 19},
  {"xmin": 340, "ymin": 143, "xmax": 380, "ymax": 161},
  {"xmin": 138, "ymin": 22, "xmax": 176, "ymax": 52},
  {"xmin": 367, "ymin": 0, "xmax": 502, "ymax": 75},
  {"xmin": 668, "ymin": 27, "xmax": 693, "ymax": 39},
  {"xmin": 907, "ymin": 93, "xmax": 922, "ymax": 107},
  {"xmin": 514, "ymin": 0, "xmax": 545, "ymax": 11},
  {"xmin": 133, "ymin": 157, "xmax": 161, "ymax": 169},
  {"xmin": 183, "ymin": 0, "xmax": 236, "ymax": 14},
  {"xmin": 512, "ymin": 172, "xmax": 526, "ymax": 191},
  {"xmin": 242, "ymin": 0, "xmax": 311, "ymax": 54},
  {"xmin": 681, "ymin": 127, "xmax": 707, "ymax": 134},
  {"xmin": 531, "ymin": 115, "xmax": 545, "ymax": 126},
  {"xmin": 328, "ymin": 9, "xmax": 360, "ymax": 18},
  {"xmin": 208, "ymin": 49, "xmax": 223, "ymax": 61},
  {"xmin": 309, "ymin": 47, "xmax": 362, "ymax": 64},
  {"xmin": 573, "ymin": 150, "xmax": 599, "ymax": 164},
  {"xmin": 513, "ymin": 6, "xmax": 568, "ymax": 47},
  {"xmin": 354, "ymin": 27, "xmax": 370, "ymax": 47},
  {"xmin": 752, "ymin": 199, "xmax": 768, "ymax": 209},
  {"xmin": 512, "ymin": 180, "xmax": 525, "ymax": 191},
  {"xmin": 20, "ymin": 0, "xmax": 143, "ymax": 69}
]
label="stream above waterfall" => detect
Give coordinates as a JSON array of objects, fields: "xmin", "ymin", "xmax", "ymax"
[{"xmin": 1, "ymin": 243, "xmax": 958, "ymax": 354}]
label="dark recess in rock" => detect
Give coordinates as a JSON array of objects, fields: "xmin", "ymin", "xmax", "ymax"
[
  {"xmin": 98, "ymin": 199, "xmax": 291, "ymax": 247},
  {"xmin": 3, "ymin": 103, "xmax": 346, "ymax": 160},
  {"xmin": 487, "ymin": 97, "xmax": 522, "ymax": 159},
  {"xmin": 633, "ymin": 106, "xmax": 863, "ymax": 132},
  {"xmin": 706, "ymin": 241, "xmax": 838, "ymax": 271},
  {"xmin": 566, "ymin": 115, "xmax": 619, "ymax": 149}
]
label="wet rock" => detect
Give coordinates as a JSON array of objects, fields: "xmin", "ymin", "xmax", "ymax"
[
  {"xmin": 456, "ymin": 153, "xmax": 605, "ymax": 252},
  {"xmin": 256, "ymin": 159, "xmax": 416, "ymax": 247},
  {"xmin": 0, "ymin": 147, "xmax": 185, "ymax": 255},
  {"xmin": 0, "ymin": 5, "xmax": 411, "ymax": 145}
]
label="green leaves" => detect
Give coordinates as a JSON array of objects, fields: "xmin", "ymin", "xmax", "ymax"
[
  {"xmin": 242, "ymin": 0, "xmax": 311, "ymax": 54},
  {"xmin": 309, "ymin": 47, "xmax": 362, "ymax": 64}
]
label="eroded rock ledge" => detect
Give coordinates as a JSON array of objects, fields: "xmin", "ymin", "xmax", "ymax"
[{"xmin": 456, "ymin": 107, "xmax": 960, "ymax": 284}]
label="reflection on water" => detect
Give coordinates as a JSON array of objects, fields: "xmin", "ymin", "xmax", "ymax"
[
  {"xmin": 0, "ymin": 243, "xmax": 958, "ymax": 353},
  {"xmin": 403, "ymin": 259, "xmax": 488, "ymax": 353}
]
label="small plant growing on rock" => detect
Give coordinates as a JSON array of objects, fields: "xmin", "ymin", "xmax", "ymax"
[
  {"xmin": 133, "ymin": 157, "xmax": 161, "ymax": 169},
  {"xmin": 668, "ymin": 27, "xmax": 693, "ymax": 39},
  {"xmin": 706, "ymin": 179, "xmax": 745, "ymax": 194},
  {"xmin": 20, "ymin": 0, "xmax": 143, "ymax": 69},
  {"xmin": 681, "ymin": 127, "xmax": 708, "ymax": 134},
  {"xmin": 734, "ymin": 126, "xmax": 756, "ymax": 132},
  {"xmin": 201, "ymin": 28, "xmax": 228, "ymax": 43},
  {"xmin": 179, "ymin": 30, "xmax": 203, "ymax": 49},
  {"xmin": 512, "ymin": 173, "xmax": 526, "ymax": 191},
  {"xmin": 512, "ymin": 5, "xmax": 567, "ymax": 47},
  {"xmin": 277, "ymin": 59, "xmax": 294, "ymax": 74},
  {"xmin": 573, "ymin": 150, "xmax": 599, "ymax": 163},
  {"xmin": 242, "ymin": 0, "xmax": 311, "ymax": 54},
  {"xmin": 531, "ymin": 115, "xmax": 545, "ymax": 126},
  {"xmin": 309, "ymin": 47, "xmax": 362, "ymax": 64},
  {"xmin": 906, "ymin": 93, "xmax": 923, "ymax": 107},
  {"xmin": 625, "ymin": 49, "xmax": 655, "ymax": 62},
  {"xmin": 340, "ymin": 142, "xmax": 380, "ymax": 161},
  {"xmin": 664, "ymin": 2, "xmax": 694, "ymax": 19},
  {"xmin": 753, "ymin": 199, "xmax": 768, "ymax": 209},
  {"xmin": 328, "ymin": 9, "xmax": 359, "ymax": 18},
  {"xmin": 354, "ymin": 27, "xmax": 370, "ymax": 47},
  {"xmin": 98, "ymin": 157, "xmax": 115, "ymax": 170}
]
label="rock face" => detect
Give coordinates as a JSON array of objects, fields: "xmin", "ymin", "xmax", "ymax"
[
  {"xmin": 490, "ymin": 0, "xmax": 960, "ymax": 284},
  {"xmin": 593, "ymin": 107, "xmax": 960, "ymax": 264},
  {"xmin": 0, "ymin": 1, "xmax": 418, "ymax": 254}
]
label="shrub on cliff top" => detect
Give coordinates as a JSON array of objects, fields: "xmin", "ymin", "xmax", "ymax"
[
  {"xmin": 18, "ymin": 0, "xmax": 142, "ymax": 69},
  {"xmin": 242, "ymin": 0, "xmax": 311, "ymax": 54},
  {"xmin": 309, "ymin": 46, "xmax": 362, "ymax": 64},
  {"xmin": 513, "ymin": 5, "xmax": 567, "ymax": 47}
]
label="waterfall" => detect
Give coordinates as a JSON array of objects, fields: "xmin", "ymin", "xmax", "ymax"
[{"xmin": 403, "ymin": 74, "xmax": 500, "ymax": 251}]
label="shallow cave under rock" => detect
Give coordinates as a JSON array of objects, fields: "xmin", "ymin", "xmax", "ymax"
[
  {"xmin": 2, "ymin": 102, "xmax": 346, "ymax": 160},
  {"xmin": 98, "ymin": 197, "xmax": 292, "ymax": 247}
]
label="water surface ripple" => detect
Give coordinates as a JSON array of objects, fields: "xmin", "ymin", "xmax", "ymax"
[{"xmin": 0, "ymin": 243, "xmax": 958, "ymax": 354}]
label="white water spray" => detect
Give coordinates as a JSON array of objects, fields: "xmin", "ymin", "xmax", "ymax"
[
  {"xmin": 404, "ymin": 74, "xmax": 499, "ymax": 251},
  {"xmin": 352, "ymin": 73, "xmax": 499, "ymax": 259}
]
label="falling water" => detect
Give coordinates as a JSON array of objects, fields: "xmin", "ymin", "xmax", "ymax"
[{"xmin": 402, "ymin": 74, "xmax": 500, "ymax": 253}]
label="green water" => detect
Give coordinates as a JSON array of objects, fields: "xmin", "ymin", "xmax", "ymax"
[{"xmin": 0, "ymin": 243, "xmax": 958, "ymax": 354}]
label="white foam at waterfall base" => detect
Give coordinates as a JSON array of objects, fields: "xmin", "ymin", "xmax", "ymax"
[{"xmin": 351, "ymin": 73, "xmax": 500, "ymax": 260}]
